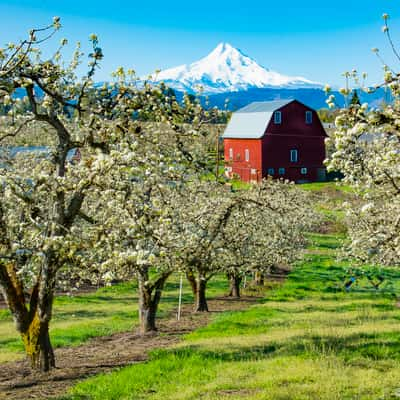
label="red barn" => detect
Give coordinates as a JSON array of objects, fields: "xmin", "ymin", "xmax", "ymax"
[{"xmin": 222, "ymin": 100, "xmax": 327, "ymax": 183}]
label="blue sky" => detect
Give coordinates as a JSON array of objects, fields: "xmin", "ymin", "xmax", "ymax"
[{"xmin": 0, "ymin": 1, "xmax": 399, "ymax": 86}]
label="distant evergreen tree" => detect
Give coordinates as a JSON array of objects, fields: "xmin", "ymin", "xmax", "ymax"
[
  {"xmin": 350, "ymin": 89, "xmax": 361, "ymax": 106},
  {"xmin": 187, "ymin": 93, "xmax": 196, "ymax": 104}
]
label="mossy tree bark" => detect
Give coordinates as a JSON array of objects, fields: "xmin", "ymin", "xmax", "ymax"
[
  {"xmin": 0, "ymin": 201, "xmax": 52, "ymax": 371},
  {"xmin": 0, "ymin": 258, "xmax": 56, "ymax": 371},
  {"xmin": 22, "ymin": 314, "xmax": 55, "ymax": 371}
]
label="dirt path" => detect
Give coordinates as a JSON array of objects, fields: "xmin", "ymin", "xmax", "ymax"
[{"xmin": 0, "ymin": 296, "xmax": 260, "ymax": 400}]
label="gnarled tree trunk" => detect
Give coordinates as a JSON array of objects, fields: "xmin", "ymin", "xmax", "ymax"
[
  {"xmin": 186, "ymin": 270, "xmax": 210, "ymax": 312},
  {"xmin": 254, "ymin": 271, "xmax": 264, "ymax": 286},
  {"xmin": 186, "ymin": 269, "xmax": 197, "ymax": 296},
  {"xmin": 228, "ymin": 273, "xmax": 242, "ymax": 298},
  {"xmin": 138, "ymin": 269, "xmax": 170, "ymax": 335},
  {"xmin": 195, "ymin": 278, "xmax": 208, "ymax": 312},
  {"xmin": 23, "ymin": 256, "xmax": 56, "ymax": 372},
  {"xmin": 22, "ymin": 315, "xmax": 55, "ymax": 371},
  {"xmin": 0, "ymin": 260, "xmax": 56, "ymax": 371}
]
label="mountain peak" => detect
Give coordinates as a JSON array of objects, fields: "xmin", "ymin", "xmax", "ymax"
[
  {"xmin": 212, "ymin": 42, "xmax": 237, "ymax": 54},
  {"xmin": 151, "ymin": 43, "xmax": 321, "ymax": 94},
  {"xmin": 204, "ymin": 42, "xmax": 253, "ymax": 67},
  {"xmin": 215, "ymin": 42, "xmax": 233, "ymax": 50}
]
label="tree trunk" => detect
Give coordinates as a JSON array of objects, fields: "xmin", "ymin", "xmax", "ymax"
[
  {"xmin": 186, "ymin": 269, "xmax": 197, "ymax": 296},
  {"xmin": 138, "ymin": 290, "xmax": 157, "ymax": 334},
  {"xmin": 21, "ymin": 315, "xmax": 55, "ymax": 371},
  {"xmin": 138, "ymin": 270, "xmax": 169, "ymax": 335},
  {"xmin": 0, "ymin": 259, "xmax": 56, "ymax": 372},
  {"xmin": 1, "ymin": 279, "xmax": 56, "ymax": 372},
  {"xmin": 33, "ymin": 254, "xmax": 56, "ymax": 371},
  {"xmin": 255, "ymin": 271, "xmax": 264, "ymax": 286},
  {"xmin": 228, "ymin": 273, "xmax": 242, "ymax": 298},
  {"xmin": 187, "ymin": 269, "xmax": 210, "ymax": 312},
  {"xmin": 194, "ymin": 278, "xmax": 208, "ymax": 312}
]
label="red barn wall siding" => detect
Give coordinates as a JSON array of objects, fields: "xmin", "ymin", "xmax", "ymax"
[
  {"xmin": 261, "ymin": 100, "xmax": 326, "ymax": 183},
  {"xmin": 262, "ymin": 135, "xmax": 326, "ymax": 165},
  {"xmin": 224, "ymin": 139, "xmax": 262, "ymax": 182},
  {"xmin": 265, "ymin": 100, "xmax": 326, "ymax": 138}
]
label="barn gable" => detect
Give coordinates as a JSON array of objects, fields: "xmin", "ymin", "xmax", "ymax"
[{"xmin": 265, "ymin": 100, "xmax": 327, "ymax": 138}]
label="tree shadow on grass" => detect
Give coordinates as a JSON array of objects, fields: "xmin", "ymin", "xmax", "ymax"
[
  {"xmin": 269, "ymin": 302, "xmax": 397, "ymax": 315},
  {"xmin": 54, "ymin": 309, "xmax": 135, "ymax": 320},
  {"xmin": 55, "ymin": 295, "xmax": 138, "ymax": 305},
  {"xmin": 155, "ymin": 330, "xmax": 400, "ymax": 365},
  {"xmin": 0, "ymin": 337, "xmax": 22, "ymax": 349}
]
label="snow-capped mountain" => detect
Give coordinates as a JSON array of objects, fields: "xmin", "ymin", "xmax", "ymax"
[{"xmin": 149, "ymin": 43, "xmax": 321, "ymax": 94}]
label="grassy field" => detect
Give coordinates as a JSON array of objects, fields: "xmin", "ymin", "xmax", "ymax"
[
  {"xmin": 3, "ymin": 182, "xmax": 400, "ymax": 399},
  {"xmin": 0, "ymin": 274, "xmax": 229, "ymax": 364},
  {"xmin": 63, "ymin": 232, "xmax": 400, "ymax": 400}
]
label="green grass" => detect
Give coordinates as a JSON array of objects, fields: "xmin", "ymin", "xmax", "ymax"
[
  {"xmin": 0, "ymin": 274, "xmax": 230, "ymax": 363},
  {"xmin": 231, "ymin": 179, "xmax": 252, "ymax": 190},
  {"xmin": 63, "ymin": 231, "xmax": 400, "ymax": 400},
  {"xmin": 299, "ymin": 181, "xmax": 353, "ymax": 193}
]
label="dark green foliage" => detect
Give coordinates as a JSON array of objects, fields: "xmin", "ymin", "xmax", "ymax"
[{"xmin": 350, "ymin": 89, "xmax": 361, "ymax": 106}]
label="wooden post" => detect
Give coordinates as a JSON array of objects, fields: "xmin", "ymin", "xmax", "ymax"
[
  {"xmin": 177, "ymin": 274, "xmax": 183, "ymax": 321},
  {"xmin": 215, "ymin": 135, "xmax": 220, "ymax": 181}
]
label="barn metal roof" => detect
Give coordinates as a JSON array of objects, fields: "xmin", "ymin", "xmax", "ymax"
[
  {"xmin": 222, "ymin": 100, "xmax": 294, "ymax": 139},
  {"xmin": 235, "ymin": 100, "xmax": 293, "ymax": 113}
]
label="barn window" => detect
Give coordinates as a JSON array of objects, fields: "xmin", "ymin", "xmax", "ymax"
[
  {"xmin": 267, "ymin": 168, "xmax": 275, "ymax": 176},
  {"xmin": 306, "ymin": 111, "xmax": 313, "ymax": 124},
  {"xmin": 229, "ymin": 148, "xmax": 233, "ymax": 160},
  {"xmin": 274, "ymin": 111, "xmax": 282, "ymax": 124},
  {"xmin": 301, "ymin": 167, "xmax": 308, "ymax": 175},
  {"xmin": 290, "ymin": 149, "xmax": 298, "ymax": 162},
  {"xmin": 245, "ymin": 149, "xmax": 250, "ymax": 162},
  {"xmin": 278, "ymin": 167, "xmax": 285, "ymax": 175}
]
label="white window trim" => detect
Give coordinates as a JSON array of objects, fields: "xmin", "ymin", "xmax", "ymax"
[
  {"xmin": 245, "ymin": 149, "xmax": 250, "ymax": 162},
  {"xmin": 301, "ymin": 167, "xmax": 308, "ymax": 175},
  {"xmin": 229, "ymin": 148, "xmax": 233, "ymax": 160},
  {"xmin": 290, "ymin": 149, "xmax": 298, "ymax": 163},
  {"xmin": 306, "ymin": 111, "xmax": 313, "ymax": 124},
  {"xmin": 274, "ymin": 111, "xmax": 282, "ymax": 124}
]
